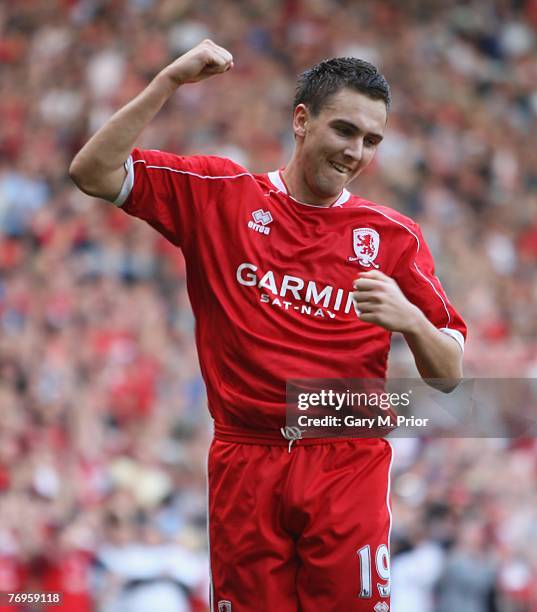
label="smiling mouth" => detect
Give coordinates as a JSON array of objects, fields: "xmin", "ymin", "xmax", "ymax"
[{"xmin": 329, "ymin": 161, "xmax": 351, "ymax": 174}]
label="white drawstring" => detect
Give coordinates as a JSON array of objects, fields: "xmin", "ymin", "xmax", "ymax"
[{"xmin": 280, "ymin": 426, "xmax": 304, "ymax": 452}]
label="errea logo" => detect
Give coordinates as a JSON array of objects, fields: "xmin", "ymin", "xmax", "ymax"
[
  {"xmin": 248, "ymin": 209, "xmax": 273, "ymax": 235},
  {"xmin": 374, "ymin": 602, "xmax": 389, "ymax": 612}
]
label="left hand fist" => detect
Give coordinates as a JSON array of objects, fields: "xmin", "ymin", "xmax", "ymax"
[{"xmin": 352, "ymin": 270, "xmax": 422, "ymax": 333}]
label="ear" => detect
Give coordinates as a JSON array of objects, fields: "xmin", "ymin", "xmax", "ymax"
[{"xmin": 292, "ymin": 104, "xmax": 309, "ymax": 139}]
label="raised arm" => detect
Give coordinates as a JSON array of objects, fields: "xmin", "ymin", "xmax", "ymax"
[{"xmin": 68, "ymin": 39, "xmax": 234, "ymax": 201}]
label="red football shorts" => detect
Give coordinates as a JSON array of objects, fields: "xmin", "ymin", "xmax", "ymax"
[{"xmin": 208, "ymin": 426, "xmax": 393, "ymax": 612}]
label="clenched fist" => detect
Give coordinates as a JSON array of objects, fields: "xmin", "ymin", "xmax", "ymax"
[
  {"xmin": 160, "ymin": 39, "xmax": 234, "ymax": 87},
  {"xmin": 352, "ymin": 270, "xmax": 422, "ymax": 333}
]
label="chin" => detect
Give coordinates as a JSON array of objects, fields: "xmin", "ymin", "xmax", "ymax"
[
  {"xmin": 318, "ymin": 175, "xmax": 343, "ymax": 196},
  {"xmin": 316, "ymin": 185, "xmax": 340, "ymax": 200},
  {"xmin": 307, "ymin": 170, "xmax": 343, "ymax": 200},
  {"xmin": 326, "ymin": 180, "xmax": 346, "ymax": 196}
]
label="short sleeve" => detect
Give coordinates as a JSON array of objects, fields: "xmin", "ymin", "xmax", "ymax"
[
  {"xmin": 113, "ymin": 148, "xmax": 250, "ymax": 247},
  {"xmin": 393, "ymin": 223, "xmax": 467, "ymax": 351}
]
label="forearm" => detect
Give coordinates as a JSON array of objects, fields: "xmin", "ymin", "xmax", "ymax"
[
  {"xmin": 69, "ymin": 40, "xmax": 233, "ymax": 201},
  {"xmin": 403, "ymin": 308, "xmax": 463, "ymax": 391},
  {"xmin": 69, "ymin": 72, "xmax": 177, "ymax": 195}
]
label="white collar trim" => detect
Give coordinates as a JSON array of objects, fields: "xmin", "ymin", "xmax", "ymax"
[
  {"xmin": 268, "ymin": 170, "xmax": 287, "ymax": 193},
  {"xmin": 268, "ymin": 170, "xmax": 351, "ymax": 208}
]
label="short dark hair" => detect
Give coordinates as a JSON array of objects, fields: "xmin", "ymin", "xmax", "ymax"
[{"xmin": 293, "ymin": 57, "xmax": 391, "ymax": 116}]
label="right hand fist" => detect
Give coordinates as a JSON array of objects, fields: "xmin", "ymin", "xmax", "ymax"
[{"xmin": 161, "ymin": 39, "xmax": 234, "ymax": 86}]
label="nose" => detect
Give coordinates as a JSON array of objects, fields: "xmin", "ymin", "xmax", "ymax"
[{"xmin": 343, "ymin": 137, "xmax": 363, "ymax": 162}]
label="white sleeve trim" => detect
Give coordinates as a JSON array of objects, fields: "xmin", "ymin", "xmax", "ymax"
[
  {"xmin": 112, "ymin": 156, "xmax": 134, "ymax": 207},
  {"xmin": 439, "ymin": 328, "xmax": 465, "ymax": 352}
]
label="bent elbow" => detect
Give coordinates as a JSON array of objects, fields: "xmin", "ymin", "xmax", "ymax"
[
  {"xmin": 425, "ymin": 374, "xmax": 463, "ymax": 394},
  {"xmin": 68, "ymin": 156, "xmax": 124, "ymax": 202},
  {"xmin": 68, "ymin": 158, "xmax": 87, "ymax": 190},
  {"xmin": 68, "ymin": 158, "xmax": 101, "ymax": 198},
  {"xmin": 439, "ymin": 377, "xmax": 462, "ymax": 394}
]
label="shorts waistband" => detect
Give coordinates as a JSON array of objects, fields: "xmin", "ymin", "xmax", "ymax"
[{"xmin": 213, "ymin": 422, "xmax": 360, "ymax": 447}]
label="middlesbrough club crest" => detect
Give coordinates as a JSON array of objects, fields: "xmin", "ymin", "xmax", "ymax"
[
  {"xmin": 218, "ymin": 601, "xmax": 232, "ymax": 612},
  {"xmin": 348, "ymin": 228, "xmax": 380, "ymax": 268}
]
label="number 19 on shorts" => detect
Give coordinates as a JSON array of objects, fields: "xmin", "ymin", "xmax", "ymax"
[{"xmin": 357, "ymin": 544, "xmax": 390, "ymax": 598}]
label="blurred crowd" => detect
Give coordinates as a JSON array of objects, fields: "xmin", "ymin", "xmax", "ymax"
[{"xmin": 0, "ymin": 0, "xmax": 536, "ymax": 610}]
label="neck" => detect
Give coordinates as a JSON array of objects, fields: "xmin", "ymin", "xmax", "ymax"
[{"xmin": 281, "ymin": 156, "xmax": 339, "ymax": 208}]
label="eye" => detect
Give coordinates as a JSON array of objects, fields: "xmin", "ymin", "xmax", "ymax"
[{"xmin": 335, "ymin": 126, "xmax": 352, "ymax": 137}]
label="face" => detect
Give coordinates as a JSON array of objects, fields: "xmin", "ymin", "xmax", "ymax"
[{"xmin": 293, "ymin": 88, "xmax": 387, "ymax": 201}]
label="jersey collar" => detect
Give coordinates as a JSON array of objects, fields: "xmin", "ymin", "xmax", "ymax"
[{"xmin": 267, "ymin": 170, "xmax": 351, "ymax": 208}]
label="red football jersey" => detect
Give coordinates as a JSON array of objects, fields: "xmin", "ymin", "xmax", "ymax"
[{"xmin": 114, "ymin": 149, "xmax": 466, "ymax": 429}]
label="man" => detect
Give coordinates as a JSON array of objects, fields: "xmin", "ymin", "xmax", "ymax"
[{"xmin": 70, "ymin": 39, "xmax": 466, "ymax": 611}]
